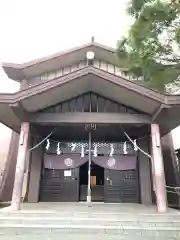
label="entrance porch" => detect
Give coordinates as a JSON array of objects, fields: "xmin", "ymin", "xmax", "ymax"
[
  {"xmin": 9, "ymin": 89, "xmax": 167, "ymax": 212},
  {"xmin": 27, "ymin": 122, "xmax": 150, "ymax": 205}
]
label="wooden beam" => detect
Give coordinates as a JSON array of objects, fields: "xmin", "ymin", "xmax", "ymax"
[
  {"xmin": 29, "ymin": 112, "xmax": 152, "ymax": 124},
  {"xmin": 152, "ymin": 104, "xmax": 171, "ymax": 121},
  {"xmin": 10, "ymin": 103, "xmax": 29, "ymax": 121}
]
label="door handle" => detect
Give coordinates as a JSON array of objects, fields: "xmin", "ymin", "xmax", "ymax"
[{"xmin": 106, "ymin": 178, "xmax": 112, "ymax": 186}]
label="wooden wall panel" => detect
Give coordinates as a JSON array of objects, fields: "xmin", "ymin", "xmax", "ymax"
[
  {"xmin": 27, "ymin": 60, "xmax": 140, "ymax": 87},
  {"xmin": 39, "ymin": 92, "xmax": 144, "ymax": 115}
]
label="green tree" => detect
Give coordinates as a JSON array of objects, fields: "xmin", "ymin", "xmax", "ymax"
[{"xmin": 116, "ymin": 0, "xmax": 180, "ymax": 92}]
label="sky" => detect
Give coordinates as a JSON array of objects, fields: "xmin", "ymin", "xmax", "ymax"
[
  {"xmin": 0, "ymin": 0, "xmax": 131, "ymax": 63},
  {"xmin": 0, "ymin": 0, "xmax": 133, "ymax": 92},
  {"xmin": 0, "ymin": 0, "xmax": 180, "ymax": 148}
]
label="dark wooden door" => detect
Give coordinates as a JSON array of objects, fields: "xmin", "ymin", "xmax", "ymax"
[
  {"xmin": 104, "ymin": 169, "xmax": 139, "ymax": 203},
  {"xmin": 40, "ymin": 168, "xmax": 79, "ymax": 202}
]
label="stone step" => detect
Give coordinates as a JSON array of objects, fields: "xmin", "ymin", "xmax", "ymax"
[
  {"xmin": 0, "ymin": 223, "xmax": 179, "ymax": 230},
  {"xmin": 1, "ymin": 206, "xmax": 180, "ymax": 239},
  {"xmin": 2, "ymin": 211, "xmax": 180, "ymax": 222},
  {"xmin": 0, "ymin": 216, "xmax": 180, "ymax": 228},
  {"xmin": 0, "ymin": 215, "xmax": 179, "ymax": 239},
  {"xmin": 0, "ymin": 225, "xmax": 179, "ymax": 239},
  {"xmin": 1, "ymin": 204, "xmax": 179, "ymax": 238}
]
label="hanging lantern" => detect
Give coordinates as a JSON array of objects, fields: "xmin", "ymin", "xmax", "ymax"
[
  {"xmin": 123, "ymin": 141, "xmax": 127, "ymax": 154},
  {"xmin": 81, "ymin": 145, "xmax": 85, "ymax": 158},
  {"xmin": 93, "ymin": 144, "xmax": 98, "ymax": 157},
  {"xmin": 71, "ymin": 143, "xmax": 76, "ymax": 152},
  {"xmin": 45, "ymin": 139, "xmax": 50, "ymax": 150},
  {"xmin": 109, "ymin": 144, "xmax": 114, "ymax": 157},
  {"xmin": 134, "ymin": 139, "xmax": 138, "ymax": 151},
  {"xmin": 57, "ymin": 142, "xmax": 61, "ymax": 155}
]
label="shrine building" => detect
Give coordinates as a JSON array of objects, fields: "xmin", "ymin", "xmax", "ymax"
[{"xmin": 0, "ymin": 40, "xmax": 180, "ymax": 212}]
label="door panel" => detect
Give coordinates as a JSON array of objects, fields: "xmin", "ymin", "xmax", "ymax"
[
  {"xmin": 104, "ymin": 169, "xmax": 139, "ymax": 203},
  {"xmin": 40, "ymin": 168, "xmax": 79, "ymax": 202},
  {"xmin": 104, "ymin": 169, "xmax": 122, "ymax": 202}
]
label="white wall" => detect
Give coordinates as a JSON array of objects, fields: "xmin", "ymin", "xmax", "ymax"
[
  {"xmin": 172, "ymin": 126, "xmax": 180, "ymax": 150},
  {"xmin": 0, "ymin": 68, "xmax": 20, "ymax": 173},
  {"xmin": 0, "ymin": 125, "xmax": 12, "ymax": 172}
]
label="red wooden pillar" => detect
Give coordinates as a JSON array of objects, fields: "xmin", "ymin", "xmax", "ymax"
[
  {"xmin": 151, "ymin": 124, "xmax": 167, "ymax": 213},
  {"xmin": 11, "ymin": 122, "xmax": 29, "ymax": 210}
]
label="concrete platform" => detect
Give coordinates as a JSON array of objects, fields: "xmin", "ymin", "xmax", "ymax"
[
  {"xmin": 2, "ymin": 202, "xmax": 179, "ymax": 214},
  {"xmin": 0, "ymin": 203, "xmax": 180, "ymax": 239}
]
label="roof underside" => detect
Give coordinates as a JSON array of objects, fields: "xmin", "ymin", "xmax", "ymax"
[{"xmin": 21, "ymin": 72, "xmax": 161, "ymax": 114}]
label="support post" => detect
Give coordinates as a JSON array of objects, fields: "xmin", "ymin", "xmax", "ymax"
[
  {"xmin": 151, "ymin": 124, "xmax": 167, "ymax": 213},
  {"xmin": 11, "ymin": 122, "xmax": 29, "ymax": 210},
  {"xmin": 87, "ymin": 131, "xmax": 92, "ymax": 203}
]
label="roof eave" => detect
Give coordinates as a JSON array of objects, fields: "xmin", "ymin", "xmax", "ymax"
[
  {"xmin": 0, "ymin": 66, "xmax": 166, "ymax": 104},
  {"xmin": 1, "ymin": 42, "xmax": 116, "ymax": 81},
  {"xmin": 2, "ymin": 64, "xmax": 24, "ymax": 81},
  {"xmin": 0, "ymin": 66, "xmax": 180, "ymax": 132}
]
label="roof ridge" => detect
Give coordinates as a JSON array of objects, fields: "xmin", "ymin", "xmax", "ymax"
[{"xmin": 1, "ymin": 42, "xmax": 115, "ymax": 70}]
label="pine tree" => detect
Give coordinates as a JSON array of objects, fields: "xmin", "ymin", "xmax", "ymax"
[{"xmin": 116, "ymin": 0, "xmax": 180, "ymax": 92}]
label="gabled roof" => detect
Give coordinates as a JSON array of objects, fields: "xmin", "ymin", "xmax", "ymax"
[
  {"xmin": 1, "ymin": 40, "xmax": 180, "ymax": 134},
  {"xmin": 2, "ymin": 42, "xmax": 119, "ymax": 81},
  {"xmin": 0, "ymin": 66, "xmax": 166, "ymax": 106}
]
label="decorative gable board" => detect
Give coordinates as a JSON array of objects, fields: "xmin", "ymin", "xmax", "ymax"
[{"xmin": 39, "ymin": 92, "xmax": 144, "ymax": 114}]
